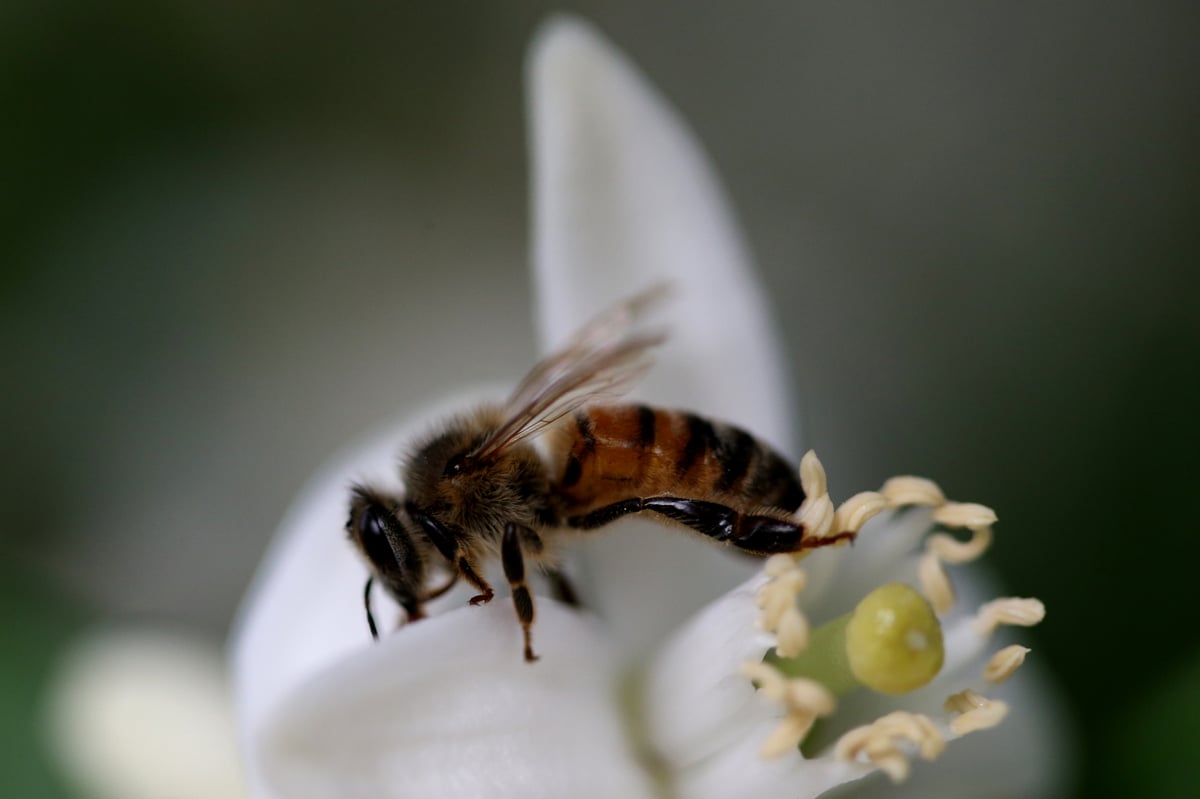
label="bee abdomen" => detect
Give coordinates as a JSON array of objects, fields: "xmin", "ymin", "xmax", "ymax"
[{"xmin": 555, "ymin": 405, "xmax": 805, "ymax": 516}]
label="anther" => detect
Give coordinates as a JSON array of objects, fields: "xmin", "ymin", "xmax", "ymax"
[
  {"xmin": 945, "ymin": 689, "xmax": 1009, "ymax": 735},
  {"xmin": 774, "ymin": 607, "xmax": 809, "ymax": 658},
  {"xmin": 926, "ymin": 526, "xmax": 993, "ymax": 564},
  {"xmin": 932, "ymin": 502, "xmax": 998, "ymax": 529},
  {"xmin": 798, "ymin": 450, "xmax": 827, "ymax": 498},
  {"xmin": 797, "ymin": 495, "xmax": 834, "ymax": 542},
  {"xmin": 918, "ymin": 550, "xmax": 955, "ymax": 615},
  {"xmin": 880, "ymin": 476, "xmax": 946, "ymax": 508},
  {"xmin": 984, "ymin": 644, "xmax": 1031, "ymax": 684},
  {"xmin": 972, "ymin": 597, "xmax": 1047, "ymax": 638},
  {"xmin": 741, "ymin": 661, "xmax": 836, "ymax": 759},
  {"xmin": 832, "ymin": 491, "xmax": 888, "ymax": 536},
  {"xmin": 834, "ymin": 711, "xmax": 945, "ymax": 783}
]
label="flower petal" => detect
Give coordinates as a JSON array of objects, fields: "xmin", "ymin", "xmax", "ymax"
[
  {"xmin": 255, "ymin": 602, "xmax": 657, "ymax": 799},
  {"xmin": 527, "ymin": 16, "xmax": 795, "ymax": 656}
]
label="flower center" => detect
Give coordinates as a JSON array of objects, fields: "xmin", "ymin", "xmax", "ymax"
[{"xmin": 769, "ymin": 583, "xmax": 945, "ymax": 697}]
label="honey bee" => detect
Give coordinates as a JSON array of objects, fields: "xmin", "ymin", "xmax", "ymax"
[{"xmin": 346, "ymin": 286, "xmax": 853, "ymax": 661}]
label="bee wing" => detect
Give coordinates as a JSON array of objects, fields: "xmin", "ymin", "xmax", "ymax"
[{"xmin": 471, "ymin": 284, "xmax": 670, "ymax": 460}]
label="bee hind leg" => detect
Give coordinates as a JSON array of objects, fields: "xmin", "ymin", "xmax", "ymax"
[
  {"xmin": 503, "ymin": 522, "xmax": 539, "ymax": 662},
  {"xmin": 640, "ymin": 497, "xmax": 856, "ymax": 555}
]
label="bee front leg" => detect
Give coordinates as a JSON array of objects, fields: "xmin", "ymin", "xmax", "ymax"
[
  {"xmin": 503, "ymin": 522, "xmax": 539, "ymax": 662},
  {"xmin": 457, "ymin": 558, "xmax": 494, "ymax": 606}
]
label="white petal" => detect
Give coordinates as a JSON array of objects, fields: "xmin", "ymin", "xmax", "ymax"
[
  {"xmin": 676, "ymin": 735, "xmax": 870, "ymax": 799},
  {"xmin": 642, "ymin": 573, "xmax": 775, "ymax": 769},
  {"xmin": 232, "ymin": 418, "xmax": 408, "ymax": 766},
  {"xmin": 527, "ymin": 16, "xmax": 794, "ymax": 656},
  {"xmin": 45, "ymin": 628, "xmax": 246, "ymax": 799},
  {"xmin": 256, "ymin": 602, "xmax": 656, "ymax": 799}
]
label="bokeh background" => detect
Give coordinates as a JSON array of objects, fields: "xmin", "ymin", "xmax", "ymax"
[{"xmin": 3, "ymin": 2, "xmax": 1197, "ymax": 797}]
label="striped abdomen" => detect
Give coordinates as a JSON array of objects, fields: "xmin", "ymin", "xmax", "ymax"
[{"xmin": 551, "ymin": 404, "xmax": 805, "ymax": 519}]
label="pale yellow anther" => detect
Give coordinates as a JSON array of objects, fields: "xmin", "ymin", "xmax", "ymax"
[
  {"xmin": 774, "ymin": 607, "xmax": 809, "ymax": 658},
  {"xmin": 932, "ymin": 502, "xmax": 998, "ymax": 529},
  {"xmin": 918, "ymin": 551, "xmax": 956, "ymax": 615},
  {"xmin": 742, "ymin": 660, "xmax": 836, "ymax": 759},
  {"xmin": 740, "ymin": 660, "xmax": 785, "ymax": 697},
  {"xmin": 760, "ymin": 713, "xmax": 817, "ymax": 759},
  {"xmin": 880, "ymin": 476, "xmax": 946, "ymax": 508},
  {"xmin": 755, "ymin": 590, "xmax": 792, "ymax": 632},
  {"xmin": 834, "ymin": 711, "xmax": 944, "ymax": 783},
  {"xmin": 756, "ymin": 565, "xmax": 807, "ymax": 635},
  {"xmin": 973, "ymin": 597, "xmax": 1047, "ymax": 638},
  {"xmin": 799, "ymin": 450, "xmax": 827, "ymax": 498},
  {"xmin": 797, "ymin": 495, "xmax": 835, "ymax": 542},
  {"xmin": 869, "ymin": 749, "xmax": 911, "ymax": 783},
  {"xmin": 944, "ymin": 688, "xmax": 988, "ymax": 714},
  {"xmin": 784, "ymin": 679, "xmax": 836, "ymax": 716},
  {"xmin": 945, "ymin": 689, "xmax": 1009, "ymax": 735},
  {"xmin": 984, "ymin": 645, "xmax": 1031, "ymax": 684},
  {"xmin": 832, "ymin": 491, "xmax": 888, "ymax": 534},
  {"xmin": 926, "ymin": 526, "xmax": 993, "ymax": 564},
  {"xmin": 763, "ymin": 553, "xmax": 799, "ymax": 578}
]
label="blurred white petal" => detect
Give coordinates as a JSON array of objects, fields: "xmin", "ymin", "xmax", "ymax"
[
  {"xmin": 45, "ymin": 627, "xmax": 246, "ymax": 799},
  {"xmin": 529, "ymin": 16, "xmax": 793, "ymax": 656}
]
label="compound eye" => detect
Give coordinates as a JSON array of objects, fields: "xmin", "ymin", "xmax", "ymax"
[
  {"xmin": 357, "ymin": 506, "xmax": 400, "ymax": 571},
  {"xmin": 358, "ymin": 506, "xmax": 384, "ymax": 538},
  {"xmin": 444, "ymin": 453, "xmax": 467, "ymax": 478}
]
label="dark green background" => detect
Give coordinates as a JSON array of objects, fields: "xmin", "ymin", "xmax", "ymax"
[{"xmin": 3, "ymin": 2, "xmax": 1197, "ymax": 797}]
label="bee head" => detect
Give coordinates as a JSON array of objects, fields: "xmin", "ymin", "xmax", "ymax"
[{"xmin": 346, "ymin": 485, "xmax": 428, "ymax": 617}]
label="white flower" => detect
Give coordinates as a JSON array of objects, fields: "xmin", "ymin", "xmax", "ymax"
[{"xmin": 232, "ymin": 16, "xmax": 1064, "ymax": 799}]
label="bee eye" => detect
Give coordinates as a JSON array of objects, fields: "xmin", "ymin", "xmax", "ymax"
[
  {"xmin": 358, "ymin": 506, "xmax": 385, "ymax": 539},
  {"xmin": 357, "ymin": 505, "xmax": 400, "ymax": 570},
  {"xmin": 444, "ymin": 453, "xmax": 467, "ymax": 478}
]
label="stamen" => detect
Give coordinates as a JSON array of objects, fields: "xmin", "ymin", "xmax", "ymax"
[
  {"xmin": 797, "ymin": 495, "xmax": 834, "ymax": 542},
  {"xmin": 918, "ymin": 550, "xmax": 955, "ymax": 615},
  {"xmin": 932, "ymin": 502, "xmax": 998, "ymax": 529},
  {"xmin": 763, "ymin": 553, "xmax": 799, "ymax": 578},
  {"xmin": 739, "ymin": 661, "xmax": 836, "ymax": 759},
  {"xmin": 880, "ymin": 476, "xmax": 946, "ymax": 508},
  {"xmin": 984, "ymin": 645, "xmax": 1031, "ymax": 685},
  {"xmin": 972, "ymin": 598, "xmax": 1047, "ymax": 638},
  {"xmin": 798, "ymin": 450, "xmax": 827, "ymax": 498},
  {"xmin": 926, "ymin": 526, "xmax": 993, "ymax": 564},
  {"xmin": 755, "ymin": 559, "xmax": 810, "ymax": 657},
  {"xmin": 832, "ymin": 491, "xmax": 888, "ymax": 536},
  {"xmin": 834, "ymin": 711, "xmax": 945, "ymax": 783},
  {"xmin": 945, "ymin": 689, "xmax": 1010, "ymax": 734},
  {"xmin": 774, "ymin": 607, "xmax": 809, "ymax": 659}
]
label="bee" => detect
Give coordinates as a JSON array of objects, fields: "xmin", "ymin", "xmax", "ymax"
[{"xmin": 346, "ymin": 286, "xmax": 854, "ymax": 661}]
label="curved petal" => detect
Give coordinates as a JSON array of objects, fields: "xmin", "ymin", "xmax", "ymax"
[
  {"xmin": 256, "ymin": 602, "xmax": 656, "ymax": 799},
  {"xmin": 527, "ymin": 16, "xmax": 795, "ymax": 656}
]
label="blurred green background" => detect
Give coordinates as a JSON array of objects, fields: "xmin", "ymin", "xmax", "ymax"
[{"xmin": 2, "ymin": 2, "xmax": 1197, "ymax": 797}]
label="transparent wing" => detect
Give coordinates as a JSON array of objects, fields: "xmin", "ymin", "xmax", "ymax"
[{"xmin": 471, "ymin": 284, "xmax": 670, "ymax": 460}]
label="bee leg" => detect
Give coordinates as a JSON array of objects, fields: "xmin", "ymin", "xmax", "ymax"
[
  {"xmin": 639, "ymin": 497, "xmax": 856, "ymax": 555},
  {"xmin": 363, "ymin": 575, "xmax": 380, "ymax": 641},
  {"xmin": 545, "ymin": 569, "xmax": 580, "ymax": 606},
  {"xmin": 458, "ymin": 558, "xmax": 494, "ymax": 606},
  {"xmin": 503, "ymin": 522, "xmax": 539, "ymax": 662}
]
